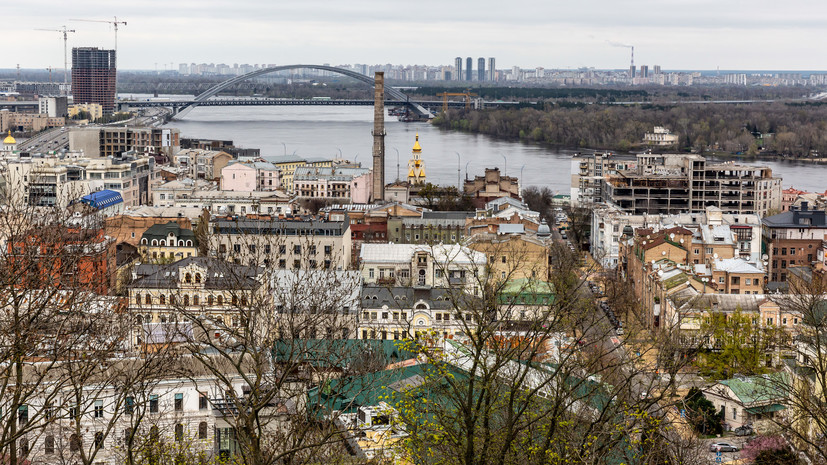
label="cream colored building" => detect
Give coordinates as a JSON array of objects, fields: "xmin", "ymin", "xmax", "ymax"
[{"xmin": 68, "ymin": 102, "xmax": 104, "ymax": 120}]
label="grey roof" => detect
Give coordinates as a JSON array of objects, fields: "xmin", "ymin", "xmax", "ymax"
[
  {"xmin": 141, "ymin": 221, "xmax": 196, "ymax": 242},
  {"xmin": 293, "ymin": 166, "xmax": 370, "ymax": 181},
  {"xmin": 763, "ymin": 208, "xmax": 827, "ymax": 228},
  {"xmin": 264, "ymin": 154, "xmax": 305, "ymax": 164},
  {"xmin": 212, "ymin": 217, "xmax": 348, "ymax": 236},
  {"xmin": 677, "ymin": 294, "xmax": 765, "ymax": 313},
  {"xmin": 130, "ymin": 257, "xmax": 262, "ymax": 290},
  {"xmin": 422, "ymin": 211, "xmax": 475, "ymax": 220},
  {"xmin": 497, "ymin": 224, "xmax": 526, "ymax": 235},
  {"xmin": 360, "ymin": 286, "xmax": 455, "ymax": 310}
]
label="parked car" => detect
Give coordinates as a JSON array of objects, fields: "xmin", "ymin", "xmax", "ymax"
[
  {"xmin": 734, "ymin": 425, "xmax": 754, "ymax": 436},
  {"xmin": 709, "ymin": 442, "xmax": 738, "ymax": 452}
]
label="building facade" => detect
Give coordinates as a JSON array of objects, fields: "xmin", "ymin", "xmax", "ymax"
[{"xmin": 71, "ymin": 47, "xmax": 117, "ymax": 113}]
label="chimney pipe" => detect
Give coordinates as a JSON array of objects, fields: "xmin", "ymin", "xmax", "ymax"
[{"xmin": 372, "ymin": 72, "xmax": 386, "ymax": 203}]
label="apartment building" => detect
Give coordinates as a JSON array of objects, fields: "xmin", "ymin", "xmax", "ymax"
[
  {"xmin": 762, "ymin": 203, "xmax": 827, "ymax": 287},
  {"xmin": 602, "ymin": 154, "xmax": 781, "ymax": 216},
  {"xmin": 570, "ymin": 152, "xmax": 636, "ymax": 206},
  {"xmin": 221, "ymin": 161, "xmax": 280, "ymax": 192},
  {"xmin": 210, "ymin": 216, "xmax": 352, "ymax": 270},
  {"xmin": 359, "ymin": 243, "xmax": 486, "ymax": 295},
  {"xmin": 463, "ymin": 168, "xmax": 521, "ymax": 209},
  {"xmin": 387, "ymin": 211, "xmax": 474, "ymax": 244},
  {"xmin": 1, "ymin": 152, "xmax": 156, "ymax": 207},
  {"xmin": 264, "ymin": 155, "xmax": 335, "ymax": 192},
  {"xmin": 129, "ymin": 257, "xmax": 266, "ymax": 347},
  {"xmin": 139, "ymin": 221, "xmax": 199, "ymax": 263},
  {"xmin": 174, "ymin": 148, "xmax": 233, "ymax": 181},
  {"xmin": 358, "ymin": 286, "xmax": 473, "ymax": 341},
  {"xmin": 69, "ymin": 126, "xmax": 181, "ymax": 159},
  {"xmin": 0, "ymin": 110, "xmax": 65, "ymax": 132},
  {"xmin": 592, "ymin": 204, "xmax": 762, "ymax": 268},
  {"xmin": 293, "ymin": 166, "xmax": 372, "ymax": 204}
]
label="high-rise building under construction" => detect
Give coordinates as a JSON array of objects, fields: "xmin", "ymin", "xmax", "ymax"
[
  {"xmin": 466, "ymin": 57, "xmax": 473, "ymax": 81},
  {"xmin": 455, "ymin": 57, "xmax": 463, "ymax": 81},
  {"xmin": 488, "ymin": 57, "xmax": 496, "ymax": 81},
  {"xmin": 72, "ymin": 47, "xmax": 117, "ymax": 113},
  {"xmin": 478, "ymin": 57, "xmax": 485, "ymax": 81}
]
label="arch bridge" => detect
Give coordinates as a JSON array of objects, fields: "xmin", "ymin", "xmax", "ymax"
[{"xmin": 172, "ymin": 64, "xmax": 432, "ymax": 119}]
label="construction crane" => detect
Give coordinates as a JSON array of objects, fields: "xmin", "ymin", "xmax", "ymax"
[
  {"xmin": 437, "ymin": 91, "xmax": 478, "ymax": 112},
  {"xmin": 70, "ymin": 16, "xmax": 127, "ymax": 53},
  {"xmin": 34, "ymin": 26, "xmax": 75, "ymax": 92}
]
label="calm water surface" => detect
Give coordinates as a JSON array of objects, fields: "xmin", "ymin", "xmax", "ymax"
[{"xmin": 161, "ymin": 105, "xmax": 827, "ymax": 194}]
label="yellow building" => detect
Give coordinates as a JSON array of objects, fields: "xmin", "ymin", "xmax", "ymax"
[
  {"xmin": 269, "ymin": 155, "xmax": 334, "ymax": 192},
  {"xmin": 468, "ymin": 233, "xmax": 551, "ymax": 282},
  {"xmin": 407, "ymin": 134, "xmax": 426, "ymax": 184},
  {"xmin": 139, "ymin": 221, "xmax": 199, "ymax": 263},
  {"xmin": 68, "ymin": 103, "xmax": 104, "ymax": 120}
]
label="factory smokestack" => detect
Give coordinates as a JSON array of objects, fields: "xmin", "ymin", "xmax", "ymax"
[{"xmin": 372, "ymin": 72, "xmax": 386, "ymax": 202}]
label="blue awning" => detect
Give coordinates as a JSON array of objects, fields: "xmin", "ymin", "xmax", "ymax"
[{"xmin": 80, "ymin": 190, "xmax": 123, "ymax": 209}]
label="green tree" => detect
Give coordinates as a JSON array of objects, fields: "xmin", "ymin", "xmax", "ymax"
[
  {"xmin": 697, "ymin": 309, "xmax": 783, "ymax": 379},
  {"xmin": 683, "ymin": 387, "xmax": 722, "ymax": 436}
]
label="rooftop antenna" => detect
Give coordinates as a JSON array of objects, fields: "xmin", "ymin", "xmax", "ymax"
[{"xmin": 34, "ymin": 26, "xmax": 75, "ymax": 94}]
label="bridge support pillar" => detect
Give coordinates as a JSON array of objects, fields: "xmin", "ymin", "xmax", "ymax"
[{"xmin": 371, "ymin": 72, "xmax": 386, "ymax": 203}]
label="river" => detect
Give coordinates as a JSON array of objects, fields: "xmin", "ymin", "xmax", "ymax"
[{"xmin": 161, "ymin": 105, "xmax": 827, "ymax": 194}]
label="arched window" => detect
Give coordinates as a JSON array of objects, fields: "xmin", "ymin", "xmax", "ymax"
[
  {"xmin": 136, "ymin": 293, "xmax": 141, "ymax": 305},
  {"xmin": 183, "ymin": 295, "xmax": 190, "ymax": 306},
  {"xmin": 136, "ymin": 315, "xmax": 143, "ymax": 325},
  {"xmin": 232, "ymin": 295, "xmax": 238, "ymax": 306},
  {"xmin": 241, "ymin": 296, "xmax": 248, "ymax": 306},
  {"xmin": 193, "ymin": 295, "xmax": 199, "ymax": 305},
  {"xmin": 151, "ymin": 239, "xmax": 158, "ymax": 246},
  {"xmin": 187, "ymin": 240, "xmax": 193, "ymax": 247},
  {"xmin": 185, "ymin": 273, "xmax": 192, "ymax": 283},
  {"xmin": 141, "ymin": 238, "xmax": 148, "ymax": 245},
  {"xmin": 217, "ymin": 295, "xmax": 224, "ymax": 305},
  {"xmin": 195, "ymin": 273, "xmax": 201, "ymax": 283},
  {"xmin": 145, "ymin": 294, "xmax": 152, "ymax": 305},
  {"xmin": 178, "ymin": 240, "xmax": 185, "ymax": 247},
  {"xmin": 70, "ymin": 434, "xmax": 80, "ymax": 452},
  {"xmin": 208, "ymin": 295, "xmax": 214, "ymax": 305},
  {"xmin": 198, "ymin": 421, "xmax": 208, "ymax": 439},
  {"xmin": 160, "ymin": 294, "xmax": 166, "ymax": 305},
  {"xmin": 159, "ymin": 240, "xmax": 166, "ymax": 247}
]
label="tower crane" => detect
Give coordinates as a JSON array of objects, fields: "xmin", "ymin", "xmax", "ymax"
[{"xmin": 34, "ymin": 26, "xmax": 75, "ymax": 93}]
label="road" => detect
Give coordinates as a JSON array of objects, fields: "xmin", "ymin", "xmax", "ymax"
[{"xmin": 17, "ymin": 127, "xmax": 69, "ymax": 152}]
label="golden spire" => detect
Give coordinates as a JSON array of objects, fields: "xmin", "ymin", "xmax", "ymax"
[
  {"xmin": 412, "ymin": 133, "xmax": 421, "ymax": 152},
  {"xmin": 3, "ymin": 130, "xmax": 16, "ymax": 145}
]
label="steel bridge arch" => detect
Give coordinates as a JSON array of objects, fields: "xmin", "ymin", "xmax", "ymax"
[{"xmin": 173, "ymin": 64, "xmax": 430, "ymax": 119}]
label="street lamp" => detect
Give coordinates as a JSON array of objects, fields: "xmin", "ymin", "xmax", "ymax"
[
  {"xmin": 336, "ymin": 147, "xmax": 342, "ymax": 158},
  {"xmin": 500, "ymin": 153, "xmax": 507, "ymax": 176},
  {"xmin": 465, "ymin": 161, "xmax": 470, "ymax": 181},
  {"xmin": 281, "ymin": 142, "xmax": 287, "ymax": 156},
  {"xmin": 454, "ymin": 152, "xmax": 461, "ymax": 191},
  {"xmin": 520, "ymin": 164, "xmax": 525, "ymax": 194},
  {"xmin": 393, "ymin": 147, "xmax": 400, "ymax": 181}
]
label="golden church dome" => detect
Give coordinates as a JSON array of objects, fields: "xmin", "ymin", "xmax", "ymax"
[
  {"xmin": 3, "ymin": 131, "xmax": 16, "ymax": 145},
  {"xmin": 412, "ymin": 133, "xmax": 421, "ymax": 152}
]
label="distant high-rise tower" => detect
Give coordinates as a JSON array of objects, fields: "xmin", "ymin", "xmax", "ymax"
[
  {"xmin": 72, "ymin": 47, "xmax": 116, "ymax": 113},
  {"xmin": 640, "ymin": 65, "xmax": 649, "ymax": 78},
  {"xmin": 455, "ymin": 57, "xmax": 463, "ymax": 81},
  {"xmin": 478, "ymin": 57, "xmax": 486, "ymax": 81},
  {"xmin": 629, "ymin": 65, "xmax": 636, "ymax": 79},
  {"xmin": 488, "ymin": 57, "xmax": 496, "ymax": 81},
  {"xmin": 466, "ymin": 57, "xmax": 473, "ymax": 81},
  {"xmin": 653, "ymin": 65, "xmax": 662, "ymax": 75}
]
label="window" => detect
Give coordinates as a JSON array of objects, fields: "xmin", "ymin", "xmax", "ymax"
[
  {"xmin": 94, "ymin": 400, "xmax": 104, "ymax": 418},
  {"xmin": 208, "ymin": 295, "xmax": 214, "ymax": 305},
  {"xmin": 195, "ymin": 273, "xmax": 201, "ymax": 283},
  {"xmin": 217, "ymin": 295, "xmax": 224, "ymax": 305},
  {"xmin": 150, "ymin": 395, "xmax": 159, "ymax": 413},
  {"xmin": 767, "ymin": 317, "xmax": 774, "ymax": 325},
  {"xmin": 501, "ymin": 256, "xmax": 506, "ymax": 263},
  {"xmin": 193, "ymin": 295, "xmax": 199, "ymax": 305},
  {"xmin": 70, "ymin": 434, "xmax": 80, "ymax": 452},
  {"xmin": 145, "ymin": 294, "xmax": 152, "ymax": 305},
  {"xmin": 160, "ymin": 294, "xmax": 166, "ymax": 305},
  {"xmin": 234, "ymin": 244, "xmax": 241, "ymax": 253},
  {"xmin": 718, "ymin": 276, "xmax": 724, "ymax": 284},
  {"xmin": 175, "ymin": 424, "xmax": 184, "ymax": 442},
  {"xmin": 18, "ymin": 405, "xmax": 27, "ymax": 426},
  {"xmin": 745, "ymin": 278, "xmax": 752, "ymax": 285},
  {"xmin": 279, "ymin": 245, "xmax": 286, "ymax": 254},
  {"xmin": 125, "ymin": 396, "xmax": 134, "ymax": 414},
  {"xmin": 732, "ymin": 408, "xmax": 737, "ymax": 420},
  {"xmin": 199, "ymin": 393, "xmax": 208, "ymax": 410},
  {"xmin": 185, "ymin": 273, "xmax": 192, "ymax": 283},
  {"xmin": 94, "ymin": 431, "xmax": 104, "ymax": 449},
  {"xmin": 199, "ymin": 421, "xmax": 208, "ymax": 439},
  {"xmin": 369, "ymin": 268, "xmax": 374, "ymax": 278},
  {"xmin": 324, "ymin": 245, "xmax": 332, "ymax": 255},
  {"xmin": 45, "ymin": 435, "xmax": 55, "ymax": 454},
  {"xmin": 294, "ymin": 245, "xmax": 301, "ymax": 254},
  {"xmin": 174, "ymin": 393, "xmax": 183, "ymax": 411}
]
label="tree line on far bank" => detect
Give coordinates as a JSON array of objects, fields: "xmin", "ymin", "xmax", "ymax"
[{"xmin": 432, "ymin": 102, "xmax": 827, "ymax": 157}]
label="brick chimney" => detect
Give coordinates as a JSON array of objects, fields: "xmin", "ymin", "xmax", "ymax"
[{"xmin": 372, "ymin": 72, "xmax": 385, "ymax": 203}]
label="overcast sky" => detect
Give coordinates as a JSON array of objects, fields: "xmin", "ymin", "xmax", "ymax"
[{"xmin": 7, "ymin": 0, "xmax": 827, "ymax": 71}]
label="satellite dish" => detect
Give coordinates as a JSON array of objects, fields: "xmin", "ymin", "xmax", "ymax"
[
  {"xmin": 762, "ymin": 254, "xmax": 769, "ymax": 261},
  {"xmin": 658, "ymin": 270, "xmax": 664, "ymax": 276},
  {"xmin": 680, "ymin": 239, "xmax": 685, "ymax": 243},
  {"xmin": 713, "ymin": 253, "xmax": 719, "ymax": 259},
  {"xmin": 670, "ymin": 233, "xmax": 675, "ymax": 240},
  {"xmin": 662, "ymin": 251, "xmax": 666, "ymax": 255}
]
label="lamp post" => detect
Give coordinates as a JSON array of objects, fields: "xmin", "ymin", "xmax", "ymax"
[
  {"xmin": 393, "ymin": 147, "xmax": 400, "ymax": 181},
  {"xmin": 520, "ymin": 164, "xmax": 525, "ymax": 195},
  {"xmin": 336, "ymin": 147, "xmax": 342, "ymax": 158},
  {"xmin": 464, "ymin": 161, "xmax": 470, "ymax": 181},
  {"xmin": 500, "ymin": 153, "xmax": 507, "ymax": 176},
  {"xmin": 454, "ymin": 152, "xmax": 461, "ymax": 191},
  {"xmin": 281, "ymin": 142, "xmax": 287, "ymax": 156}
]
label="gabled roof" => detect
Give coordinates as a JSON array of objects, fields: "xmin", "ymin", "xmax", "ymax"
[
  {"xmin": 714, "ymin": 373, "xmax": 788, "ymax": 406},
  {"xmin": 141, "ymin": 221, "xmax": 196, "ymax": 242}
]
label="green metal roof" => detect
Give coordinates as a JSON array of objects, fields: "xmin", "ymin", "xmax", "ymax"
[
  {"xmin": 141, "ymin": 221, "xmax": 197, "ymax": 243},
  {"xmin": 719, "ymin": 373, "xmax": 788, "ymax": 405},
  {"xmin": 745, "ymin": 403, "xmax": 785, "ymax": 415}
]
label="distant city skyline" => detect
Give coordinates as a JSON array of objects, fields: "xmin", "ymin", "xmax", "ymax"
[{"xmin": 6, "ymin": 0, "xmax": 827, "ymax": 71}]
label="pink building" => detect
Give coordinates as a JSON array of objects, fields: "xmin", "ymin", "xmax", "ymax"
[
  {"xmin": 220, "ymin": 161, "xmax": 280, "ymax": 192},
  {"xmin": 782, "ymin": 187, "xmax": 808, "ymax": 212},
  {"xmin": 293, "ymin": 166, "xmax": 373, "ymax": 204}
]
